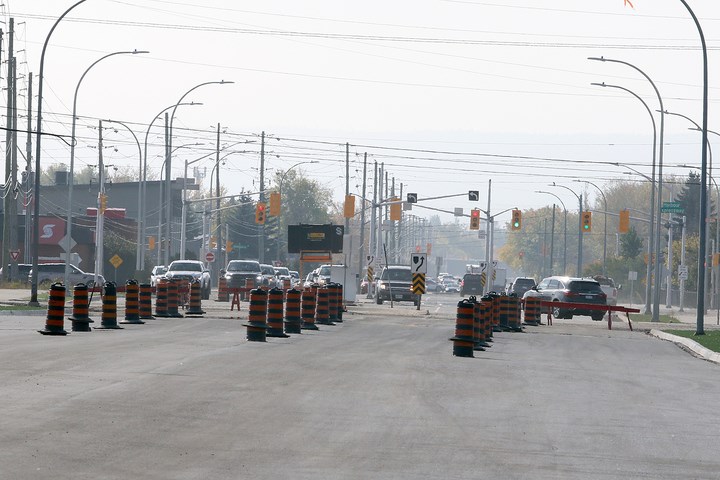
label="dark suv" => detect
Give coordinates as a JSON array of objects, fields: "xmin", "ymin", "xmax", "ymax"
[
  {"xmin": 461, "ymin": 273, "xmax": 483, "ymax": 296},
  {"xmin": 224, "ymin": 260, "xmax": 263, "ymax": 289},
  {"xmin": 375, "ymin": 265, "xmax": 420, "ymax": 305},
  {"xmin": 523, "ymin": 276, "xmax": 607, "ymax": 320}
]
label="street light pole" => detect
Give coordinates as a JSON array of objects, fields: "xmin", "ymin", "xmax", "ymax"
[
  {"xmin": 535, "ymin": 190, "xmax": 567, "ymax": 275},
  {"xmin": 180, "ymin": 152, "xmax": 215, "ymax": 259},
  {"xmin": 30, "ymin": 0, "xmax": 88, "ymax": 306},
  {"xmin": 140, "ymin": 102, "xmax": 201, "ymax": 271},
  {"xmin": 65, "ymin": 49, "xmax": 148, "ymax": 283},
  {"xmin": 589, "ymin": 57, "xmax": 665, "ymax": 323},
  {"xmin": 550, "ymin": 184, "xmax": 582, "ymax": 277},
  {"xmin": 166, "ymin": 81, "xmax": 233, "ymax": 264}
]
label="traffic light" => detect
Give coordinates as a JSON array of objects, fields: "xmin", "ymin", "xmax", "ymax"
[
  {"xmin": 99, "ymin": 193, "xmax": 108, "ymax": 214},
  {"xmin": 255, "ymin": 202, "xmax": 267, "ymax": 224},
  {"xmin": 511, "ymin": 209, "xmax": 521, "ymax": 231},
  {"xmin": 470, "ymin": 208, "xmax": 480, "ymax": 230},
  {"xmin": 344, "ymin": 194, "xmax": 355, "ymax": 218},
  {"xmin": 582, "ymin": 211, "xmax": 592, "ymax": 232},
  {"xmin": 390, "ymin": 197, "xmax": 401, "ymax": 221},
  {"xmin": 269, "ymin": 192, "xmax": 281, "ymax": 216},
  {"xmin": 226, "ymin": 240, "xmax": 233, "ymax": 253},
  {"xmin": 618, "ymin": 209, "xmax": 630, "ymax": 233},
  {"xmin": 148, "ymin": 236, "xmax": 156, "ymax": 251}
]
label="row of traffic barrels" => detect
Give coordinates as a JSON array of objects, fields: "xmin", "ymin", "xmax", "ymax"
[
  {"xmin": 449, "ymin": 293, "xmax": 542, "ymax": 357},
  {"xmin": 244, "ymin": 283, "xmax": 345, "ymax": 342},
  {"xmin": 38, "ymin": 278, "xmax": 207, "ymax": 335}
]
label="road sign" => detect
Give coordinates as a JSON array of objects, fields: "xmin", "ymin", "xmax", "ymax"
[
  {"xmin": 407, "ymin": 193, "xmax": 417, "ymax": 203},
  {"xmin": 9, "ymin": 250, "xmax": 19, "ymax": 262},
  {"xmin": 412, "ymin": 273, "xmax": 426, "ymax": 294},
  {"xmin": 661, "ymin": 201, "xmax": 684, "ymax": 214},
  {"xmin": 628, "ymin": 271, "xmax": 638, "ymax": 281},
  {"xmin": 109, "ymin": 254, "xmax": 123, "ymax": 269},
  {"xmin": 411, "ymin": 253, "xmax": 427, "ymax": 274},
  {"xmin": 468, "ymin": 190, "xmax": 479, "ymax": 201},
  {"xmin": 678, "ymin": 265, "xmax": 688, "ymax": 280},
  {"xmin": 206, "ymin": 252, "xmax": 216, "ymax": 263}
]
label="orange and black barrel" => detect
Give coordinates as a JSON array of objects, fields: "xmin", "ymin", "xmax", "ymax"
[
  {"xmin": 284, "ymin": 288, "xmax": 302, "ymax": 334},
  {"xmin": 301, "ymin": 288, "xmax": 319, "ymax": 331},
  {"xmin": 337, "ymin": 283, "xmax": 345, "ymax": 321},
  {"xmin": 470, "ymin": 296, "xmax": 490, "ymax": 350},
  {"xmin": 481, "ymin": 295, "xmax": 494, "ymax": 342},
  {"xmin": 38, "ymin": 282, "xmax": 68, "ymax": 335},
  {"xmin": 243, "ymin": 278, "xmax": 256, "ymax": 301},
  {"xmin": 166, "ymin": 279, "xmax": 184, "ymax": 318},
  {"xmin": 507, "ymin": 294, "xmax": 523, "ymax": 332},
  {"xmin": 139, "ymin": 283, "xmax": 154, "ymax": 319},
  {"xmin": 327, "ymin": 283, "xmax": 340, "ymax": 324},
  {"xmin": 97, "ymin": 282, "xmax": 123, "ymax": 330},
  {"xmin": 217, "ymin": 275, "xmax": 229, "ymax": 302},
  {"xmin": 497, "ymin": 294, "xmax": 512, "ymax": 331},
  {"xmin": 487, "ymin": 292, "xmax": 502, "ymax": 332},
  {"xmin": 155, "ymin": 278, "xmax": 169, "ymax": 317},
  {"xmin": 243, "ymin": 288, "xmax": 268, "ymax": 342},
  {"xmin": 449, "ymin": 298, "xmax": 476, "ymax": 357},
  {"xmin": 266, "ymin": 287, "xmax": 289, "ymax": 338},
  {"xmin": 68, "ymin": 283, "xmax": 93, "ymax": 332},
  {"xmin": 523, "ymin": 296, "xmax": 541, "ymax": 326},
  {"xmin": 120, "ymin": 279, "xmax": 144, "ymax": 324},
  {"xmin": 282, "ymin": 278, "xmax": 291, "ymax": 291},
  {"xmin": 186, "ymin": 279, "xmax": 205, "ymax": 316},
  {"xmin": 315, "ymin": 286, "xmax": 333, "ymax": 325}
]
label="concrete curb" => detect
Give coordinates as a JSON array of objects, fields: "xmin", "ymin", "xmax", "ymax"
[{"xmin": 649, "ymin": 329, "xmax": 720, "ymax": 364}]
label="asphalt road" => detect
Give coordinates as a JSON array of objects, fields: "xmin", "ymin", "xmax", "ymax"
[{"xmin": 1, "ymin": 294, "xmax": 719, "ymax": 479}]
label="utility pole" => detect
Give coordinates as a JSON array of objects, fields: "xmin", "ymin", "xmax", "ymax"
[
  {"xmin": 3, "ymin": 19, "xmax": 17, "ymax": 281},
  {"xmin": 550, "ymin": 204, "xmax": 556, "ymax": 275},
  {"xmin": 215, "ymin": 123, "xmax": 223, "ymax": 269},
  {"xmin": 164, "ymin": 113, "xmax": 172, "ymax": 265},
  {"xmin": 258, "ymin": 131, "xmax": 265, "ymax": 263},
  {"xmin": 93, "ymin": 120, "xmax": 105, "ymax": 286},
  {"xmin": 369, "ymin": 160, "xmax": 378, "ymax": 298},
  {"xmin": 357, "ymin": 153, "xmax": 367, "ymax": 294},
  {"xmin": 24, "ymin": 72, "xmax": 32, "ymax": 264}
]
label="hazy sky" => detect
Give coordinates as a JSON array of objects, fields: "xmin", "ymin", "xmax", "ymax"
[{"xmin": 6, "ymin": 0, "xmax": 720, "ymax": 223}]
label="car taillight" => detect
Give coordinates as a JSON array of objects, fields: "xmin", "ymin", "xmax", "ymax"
[{"xmin": 564, "ymin": 290, "xmax": 577, "ymax": 297}]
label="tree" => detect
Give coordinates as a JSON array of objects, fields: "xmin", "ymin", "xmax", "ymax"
[
  {"xmin": 619, "ymin": 226, "xmax": 643, "ymax": 259},
  {"xmin": 676, "ymin": 171, "xmax": 709, "ymax": 236}
]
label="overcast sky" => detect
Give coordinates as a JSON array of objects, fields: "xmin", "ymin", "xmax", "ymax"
[{"xmin": 6, "ymin": 0, "xmax": 720, "ymax": 222}]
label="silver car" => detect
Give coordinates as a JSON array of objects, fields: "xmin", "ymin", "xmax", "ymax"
[{"xmin": 28, "ymin": 263, "xmax": 104, "ymax": 287}]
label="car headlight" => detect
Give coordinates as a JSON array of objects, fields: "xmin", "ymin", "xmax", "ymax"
[{"xmin": 379, "ymin": 283, "xmax": 387, "ymax": 290}]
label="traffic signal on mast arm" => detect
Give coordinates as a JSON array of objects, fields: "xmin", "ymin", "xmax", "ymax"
[
  {"xmin": 344, "ymin": 194, "xmax": 355, "ymax": 219},
  {"xmin": 618, "ymin": 209, "xmax": 630, "ymax": 233},
  {"xmin": 390, "ymin": 197, "xmax": 401, "ymax": 221},
  {"xmin": 511, "ymin": 209, "xmax": 522, "ymax": 230},
  {"xmin": 470, "ymin": 209, "xmax": 480, "ymax": 230},
  {"xmin": 582, "ymin": 211, "xmax": 592, "ymax": 232},
  {"xmin": 255, "ymin": 202, "xmax": 267, "ymax": 224},
  {"xmin": 269, "ymin": 192, "xmax": 281, "ymax": 216}
]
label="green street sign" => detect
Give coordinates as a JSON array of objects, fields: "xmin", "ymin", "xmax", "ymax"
[{"xmin": 661, "ymin": 201, "xmax": 684, "ymax": 214}]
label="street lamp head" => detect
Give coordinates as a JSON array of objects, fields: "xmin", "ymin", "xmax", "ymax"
[
  {"xmin": 219, "ymin": 80, "xmax": 234, "ymax": 85},
  {"xmin": 131, "ymin": 50, "xmax": 150, "ymax": 55},
  {"xmin": 590, "ymin": 82, "xmax": 607, "ymax": 87},
  {"xmin": 587, "ymin": 56, "xmax": 606, "ymax": 62}
]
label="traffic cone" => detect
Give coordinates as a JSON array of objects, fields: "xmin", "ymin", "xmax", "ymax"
[
  {"xmin": 68, "ymin": 283, "xmax": 93, "ymax": 332},
  {"xmin": 120, "ymin": 279, "xmax": 145, "ymax": 324},
  {"xmin": 186, "ymin": 279, "xmax": 205, "ymax": 316},
  {"xmin": 96, "ymin": 282, "xmax": 123, "ymax": 329},
  {"xmin": 284, "ymin": 288, "xmax": 302, "ymax": 334},
  {"xmin": 38, "ymin": 282, "xmax": 68, "ymax": 336}
]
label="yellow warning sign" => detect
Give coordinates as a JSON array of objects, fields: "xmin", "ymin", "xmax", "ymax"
[
  {"xmin": 109, "ymin": 254, "xmax": 123, "ymax": 269},
  {"xmin": 412, "ymin": 273, "xmax": 426, "ymax": 294}
]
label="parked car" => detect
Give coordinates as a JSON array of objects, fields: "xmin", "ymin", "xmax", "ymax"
[
  {"xmin": 461, "ymin": 273, "xmax": 483, "ymax": 296},
  {"xmin": 523, "ymin": 276, "xmax": 607, "ymax": 320},
  {"xmin": 165, "ymin": 260, "xmax": 212, "ymax": 299},
  {"xmin": 507, "ymin": 277, "xmax": 536, "ymax": 297},
  {"xmin": 224, "ymin": 260, "xmax": 263, "ymax": 289},
  {"xmin": 441, "ymin": 277, "xmax": 461, "ymax": 294},
  {"xmin": 28, "ymin": 263, "xmax": 104, "ymax": 287},
  {"xmin": 375, "ymin": 265, "xmax": 420, "ymax": 305},
  {"xmin": 0, "ymin": 263, "xmax": 32, "ymax": 282},
  {"xmin": 426, "ymin": 277, "xmax": 444, "ymax": 293},
  {"xmin": 150, "ymin": 265, "xmax": 167, "ymax": 288},
  {"xmin": 260, "ymin": 263, "xmax": 280, "ymax": 288},
  {"xmin": 303, "ymin": 272, "xmax": 317, "ymax": 288},
  {"xmin": 592, "ymin": 275, "xmax": 619, "ymax": 306}
]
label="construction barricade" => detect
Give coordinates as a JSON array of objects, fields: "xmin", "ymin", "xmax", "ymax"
[
  {"xmin": 38, "ymin": 282, "xmax": 68, "ymax": 336},
  {"xmin": 166, "ymin": 279, "xmax": 184, "ymax": 318},
  {"xmin": 68, "ymin": 283, "xmax": 93, "ymax": 332},
  {"xmin": 121, "ymin": 279, "xmax": 144, "ymax": 325},
  {"xmin": 139, "ymin": 283, "xmax": 154, "ymax": 320},
  {"xmin": 284, "ymin": 288, "xmax": 302, "ymax": 334},
  {"xmin": 97, "ymin": 282, "xmax": 122, "ymax": 330},
  {"xmin": 155, "ymin": 278, "xmax": 169, "ymax": 317},
  {"xmin": 315, "ymin": 286, "xmax": 333, "ymax": 325},
  {"xmin": 244, "ymin": 288, "xmax": 268, "ymax": 342},
  {"xmin": 186, "ymin": 280, "xmax": 205, "ymax": 316},
  {"xmin": 523, "ymin": 296, "xmax": 541, "ymax": 326},
  {"xmin": 217, "ymin": 276, "xmax": 229, "ymax": 302},
  {"xmin": 449, "ymin": 299, "xmax": 475, "ymax": 358},
  {"xmin": 301, "ymin": 288, "xmax": 319, "ymax": 331},
  {"xmin": 266, "ymin": 287, "xmax": 289, "ymax": 338}
]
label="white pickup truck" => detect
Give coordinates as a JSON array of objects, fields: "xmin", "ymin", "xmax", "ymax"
[{"xmin": 592, "ymin": 275, "xmax": 618, "ymax": 306}]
